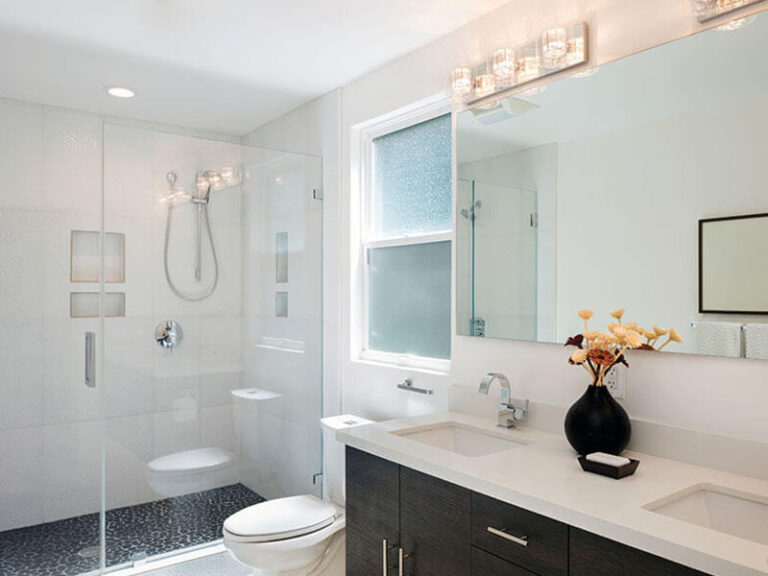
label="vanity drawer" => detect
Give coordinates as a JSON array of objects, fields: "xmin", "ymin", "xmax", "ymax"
[
  {"xmin": 471, "ymin": 493, "xmax": 568, "ymax": 576},
  {"xmin": 471, "ymin": 547, "xmax": 538, "ymax": 576},
  {"xmin": 569, "ymin": 528, "xmax": 711, "ymax": 576}
]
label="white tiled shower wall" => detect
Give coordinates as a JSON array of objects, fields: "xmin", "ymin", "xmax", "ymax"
[{"xmin": 0, "ymin": 100, "xmax": 255, "ymax": 532}]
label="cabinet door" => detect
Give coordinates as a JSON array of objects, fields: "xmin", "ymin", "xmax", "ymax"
[
  {"xmin": 400, "ymin": 467, "xmax": 472, "ymax": 576},
  {"xmin": 570, "ymin": 528, "xmax": 711, "ymax": 576},
  {"xmin": 346, "ymin": 447, "xmax": 401, "ymax": 576}
]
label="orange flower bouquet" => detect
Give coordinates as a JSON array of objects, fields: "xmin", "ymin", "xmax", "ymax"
[{"xmin": 565, "ymin": 308, "xmax": 682, "ymax": 387}]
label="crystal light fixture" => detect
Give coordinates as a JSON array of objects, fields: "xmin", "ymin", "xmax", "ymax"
[
  {"xmin": 452, "ymin": 67, "xmax": 473, "ymax": 97},
  {"xmin": 516, "ymin": 44, "xmax": 541, "ymax": 84},
  {"xmin": 541, "ymin": 27, "xmax": 568, "ymax": 67},
  {"xmin": 566, "ymin": 36, "xmax": 586, "ymax": 67},
  {"xmin": 694, "ymin": 0, "xmax": 765, "ymax": 22},
  {"xmin": 451, "ymin": 22, "xmax": 588, "ymax": 104},
  {"xmin": 492, "ymin": 48, "xmax": 516, "ymax": 82},
  {"xmin": 474, "ymin": 69, "xmax": 497, "ymax": 99}
]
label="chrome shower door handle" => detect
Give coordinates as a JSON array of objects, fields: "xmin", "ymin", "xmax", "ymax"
[{"xmin": 84, "ymin": 331, "xmax": 95, "ymax": 388}]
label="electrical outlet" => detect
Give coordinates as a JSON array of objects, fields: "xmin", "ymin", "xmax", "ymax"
[{"xmin": 604, "ymin": 366, "xmax": 626, "ymax": 400}]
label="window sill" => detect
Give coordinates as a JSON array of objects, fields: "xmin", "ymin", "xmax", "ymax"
[{"xmin": 354, "ymin": 349, "xmax": 451, "ymax": 375}]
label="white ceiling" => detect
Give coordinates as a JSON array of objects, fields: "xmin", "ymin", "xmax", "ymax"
[
  {"xmin": 0, "ymin": 0, "xmax": 511, "ymax": 135},
  {"xmin": 459, "ymin": 13, "xmax": 768, "ymax": 164}
]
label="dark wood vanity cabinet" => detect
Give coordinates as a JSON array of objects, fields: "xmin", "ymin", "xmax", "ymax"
[
  {"xmin": 345, "ymin": 448, "xmax": 400, "ymax": 576},
  {"xmin": 346, "ymin": 447, "xmax": 712, "ymax": 576},
  {"xmin": 345, "ymin": 447, "xmax": 471, "ymax": 576},
  {"xmin": 569, "ymin": 528, "xmax": 709, "ymax": 576}
]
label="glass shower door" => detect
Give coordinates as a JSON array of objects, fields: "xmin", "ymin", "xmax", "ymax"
[
  {"xmin": 100, "ymin": 123, "xmax": 323, "ymax": 572},
  {"xmin": 0, "ymin": 101, "xmax": 105, "ymax": 576}
]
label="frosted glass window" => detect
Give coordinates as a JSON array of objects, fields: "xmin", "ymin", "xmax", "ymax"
[
  {"xmin": 368, "ymin": 241, "xmax": 451, "ymax": 359},
  {"xmin": 372, "ymin": 114, "xmax": 452, "ymax": 238}
]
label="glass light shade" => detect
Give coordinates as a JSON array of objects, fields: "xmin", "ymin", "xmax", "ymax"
[
  {"xmin": 492, "ymin": 48, "xmax": 516, "ymax": 81},
  {"xmin": 474, "ymin": 72, "xmax": 496, "ymax": 99},
  {"xmin": 516, "ymin": 48, "xmax": 541, "ymax": 84},
  {"xmin": 566, "ymin": 36, "xmax": 586, "ymax": 67},
  {"xmin": 542, "ymin": 27, "xmax": 568, "ymax": 67},
  {"xmin": 717, "ymin": 0, "xmax": 748, "ymax": 9},
  {"xmin": 452, "ymin": 68, "xmax": 473, "ymax": 97}
]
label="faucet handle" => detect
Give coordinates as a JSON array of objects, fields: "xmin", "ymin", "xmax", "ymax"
[{"xmin": 509, "ymin": 398, "xmax": 529, "ymax": 421}]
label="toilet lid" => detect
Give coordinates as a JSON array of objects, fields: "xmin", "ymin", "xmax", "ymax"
[{"xmin": 223, "ymin": 495, "xmax": 337, "ymax": 542}]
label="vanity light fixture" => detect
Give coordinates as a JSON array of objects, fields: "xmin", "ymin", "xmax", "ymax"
[
  {"xmin": 451, "ymin": 21, "xmax": 588, "ymax": 105},
  {"xmin": 107, "ymin": 86, "xmax": 136, "ymax": 99},
  {"xmin": 694, "ymin": 0, "xmax": 765, "ymax": 24},
  {"xmin": 473, "ymin": 70, "xmax": 497, "ymax": 100},
  {"xmin": 451, "ymin": 67, "xmax": 473, "ymax": 97},
  {"xmin": 516, "ymin": 44, "xmax": 541, "ymax": 84},
  {"xmin": 492, "ymin": 48, "xmax": 516, "ymax": 82},
  {"xmin": 541, "ymin": 27, "xmax": 568, "ymax": 67}
]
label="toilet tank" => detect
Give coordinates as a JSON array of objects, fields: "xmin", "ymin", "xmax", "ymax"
[{"xmin": 320, "ymin": 415, "xmax": 374, "ymax": 507}]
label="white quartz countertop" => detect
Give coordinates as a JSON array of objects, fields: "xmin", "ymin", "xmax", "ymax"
[{"xmin": 337, "ymin": 411, "xmax": 768, "ymax": 576}]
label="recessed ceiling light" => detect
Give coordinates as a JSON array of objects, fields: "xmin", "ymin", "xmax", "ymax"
[{"xmin": 107, "ymin": 86, "xmax": 136, "ymax": 99}]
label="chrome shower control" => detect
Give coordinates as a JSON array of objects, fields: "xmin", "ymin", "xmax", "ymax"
[{"xmin": 155, "ymin": 320, "xmax": 183, "ymax": 350}]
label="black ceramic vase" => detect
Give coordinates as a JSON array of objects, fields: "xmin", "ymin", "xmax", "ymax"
[{"xmin": 564, "ymin": 384, "xmax": 631, "ymax": 455}]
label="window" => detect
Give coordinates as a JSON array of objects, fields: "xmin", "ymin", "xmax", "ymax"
[{"xmin": 362, "ymin": 112, "xmax": 452, "ymax": 364}]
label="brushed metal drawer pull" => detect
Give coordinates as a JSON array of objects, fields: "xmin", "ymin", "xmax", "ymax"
[
  {"xmin": 487, "ymin": 526, "xmax": 529, "ymax": 547},
  {"xmin": 382, "ymin": 539, "xmax": 389, "ymax": 576}
]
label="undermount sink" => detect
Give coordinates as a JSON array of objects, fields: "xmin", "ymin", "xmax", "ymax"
[
  {"xmin": 644, "ymin": 483, "xmax": 768, "ymax": 544},
  {"xmin": 391, "ymin": 421, "xmax": 528, "ymax": 457}
]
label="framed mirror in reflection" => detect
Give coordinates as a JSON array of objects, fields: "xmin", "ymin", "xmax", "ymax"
[{"xmin": 456, "ymin": 10, "xmax": 768, "ymax": 359}]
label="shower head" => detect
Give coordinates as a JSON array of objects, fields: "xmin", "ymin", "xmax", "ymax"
[{"xmin": 195, "ymin": 167, "xmax": 240, "ymax": 202}]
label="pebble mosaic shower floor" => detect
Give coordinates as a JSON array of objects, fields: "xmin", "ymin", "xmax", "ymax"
[{"xmin": 0, "ymin": 484, "xmax": 264, "ymax": 576}]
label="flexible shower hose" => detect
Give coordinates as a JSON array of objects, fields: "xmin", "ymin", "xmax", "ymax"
[{"xmin": 163, "ymin": 200, "xmax": 219, "ymax": 302}]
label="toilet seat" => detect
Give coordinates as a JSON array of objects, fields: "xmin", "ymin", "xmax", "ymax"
[{"xmin": 223, "ymin": 495, "xmax": 338, "ymax": 543}]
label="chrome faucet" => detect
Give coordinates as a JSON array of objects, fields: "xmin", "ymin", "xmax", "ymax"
[{"xmin": 478, "ymin": 372, "xmax": 529, "ymax": 429}]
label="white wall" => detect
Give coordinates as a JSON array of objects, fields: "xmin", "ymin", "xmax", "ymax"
[
  {"xmin": 557, "ymin": 95, "xmax": 768, "ymax": 351},
  {"xmin": 216, "ymin": 0, "xmax": 768, "ymax": 503},
  {"xmin": 335, "ymin": 0, "xmax": 768, "ymax": 458}
]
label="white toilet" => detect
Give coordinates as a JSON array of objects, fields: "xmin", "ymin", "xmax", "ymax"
[{"xmin": 223, "ymin": 414, "xmax": 373, "ymax": 576}]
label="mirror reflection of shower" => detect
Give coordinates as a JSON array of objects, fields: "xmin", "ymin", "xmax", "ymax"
[{"xmin": 163, "ymin": 166, "xmax": 241, "ymax": 302}]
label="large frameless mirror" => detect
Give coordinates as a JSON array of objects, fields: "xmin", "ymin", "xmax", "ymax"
[{"xmin": 456, "ymin": 9, "xmax": 768, "ymax": 359}]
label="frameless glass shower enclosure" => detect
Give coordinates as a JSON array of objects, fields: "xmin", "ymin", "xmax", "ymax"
[{"xmin": 0, "ymin": 100, "xmax": 323, "ymax": 576}]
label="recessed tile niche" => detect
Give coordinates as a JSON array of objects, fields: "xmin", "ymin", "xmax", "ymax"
[
  {"xmin": 70, "ymin": 292, "xmax": 126, "ymax": 318},
  {"xmin": 70, "ymin": 230, "xmax": 126, "ymax": 318},
  {"xmin": 70, "ymin": 230, "xmax": 125, "ymax": 283}
]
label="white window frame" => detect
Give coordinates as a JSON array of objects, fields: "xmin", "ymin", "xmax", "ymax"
[{"xmin": 353, "ymin": 95, "xmax": 453, "ymax": 373}]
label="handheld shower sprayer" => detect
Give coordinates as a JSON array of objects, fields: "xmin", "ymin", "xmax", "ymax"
[{"xmin": 163, "ymin": 170, "xmax": 220, "ymax": 302}]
